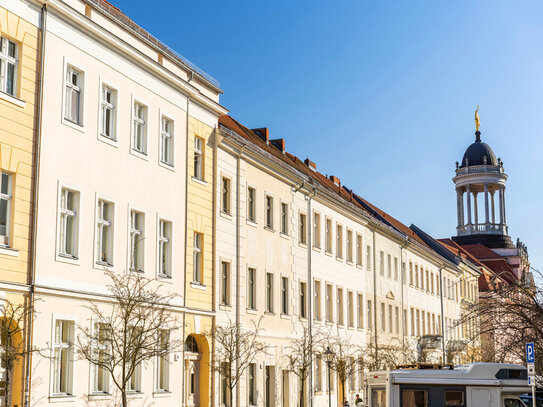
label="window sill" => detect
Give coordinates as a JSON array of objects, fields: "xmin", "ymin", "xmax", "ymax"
[
  {"xmin": 220, "ymin": 211, "xmax": 233, "ymax": 220},
  {"xmin": 356, "ymin": 264, "xmax": 363, "ymax": 269},
  {"xmin": 313, "ymin": 246, "xmax": 321, "ymax": 252},
  {"xmin": 325, "ymin": 251, "xmax": 333, "ymax": 257},
  {"xmin": 157, "ymin": 274, "xmax": 173, "ymax": 283},
  {"xmin": 246, "ymin": 219, "xmax": 258, "ymax": 228},
  {"xmin": 97, "ymin": 133, "xmax": 118, "ymax": 148},
  {"xmin": 280, "ymin": 313, "xmax": 290, "ymax": 320},
  {"xmin": 336, "ymin": 256, "xmax": 343, "ymax": 262},
  {"xmin": 49, "ymin": 394, "xmax": 76, "ymax": 402},
  {"xmin": 56, "ymin": 253, "xmax": 80, "ymax": 265},
  {"xmin": 298, "ymin": 241, "xmax": 307, "ymax": 248},
  {"xmin": 88, "ymin": 393, "xmax": 111, "ymax": 400},
  {"xmin": 129, "ymin": 268, "xmax": 145, "ymax": 273},
  {"xmin": 126, "ymin": 391, "xmax": 144, "ymax": 399},
  {"xmin": 346, "ymin": 260, "xmax": 353, "ymax": 266},
  {"xmin": 0, "ymin": 91, "xmax": 25, "ymax": 108},
  {"xmin": 264, "ymin": 311, "xmax": 275, "ymax": 316},
  {"xmin": 190, "ymin": 282, "xmax": 206, "ymax": 290},
  {"xmin": 0, "ymin": 246, "xmax": 18, "ymax": 257},
  {"xmin": 153, "ymin": 391, "xmax": 171, "ymax": 398},
  {"xmin": 219, "ymin": 303, "xmax": 232, "ymax": 309},
  {"xmin": 159, "ymin": 160, "xmax": 175, "ymax": 172},
  {"xmin": 280, "ymin": 232, "xmax": 290, "ymax": 240},
  {"xmin": 62, "ymin": 117, "xmax": 85, "ymax": 133},
  {"xmin": 246, "ymin": 308, "xmax": 258, "ymax": 315},
  {"xmin": 264, "ymin": 226, "xmax": 275, "ymax": 233},
  {"xmin": 130, "ymin": 148, "xmax": 149, "ymax": 162},
  {"xmin": 191, "ymin": 176, "xmax": 207, "ymax": 186}
]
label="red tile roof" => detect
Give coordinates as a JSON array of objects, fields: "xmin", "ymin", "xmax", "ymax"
[{"xmin": 460, "ymin": 244, "xmax": 517, "ymax": 284}]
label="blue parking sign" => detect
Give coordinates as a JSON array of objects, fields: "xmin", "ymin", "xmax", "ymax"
[{"xmin": 526, "ymin": 342, "xmax": 535, "ymax": 364}]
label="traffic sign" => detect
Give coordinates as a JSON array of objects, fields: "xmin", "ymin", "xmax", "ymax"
[
  {"xmin": 526, "ymin": 342, "xmax": 535, "ymax": 364},
  {"xmin": 528, "ymin": 364, "xmax": 535, "ymax": 375},
  {"xmin": 529, "ymin": 376, "xmax": 536, "ymax": 386}
]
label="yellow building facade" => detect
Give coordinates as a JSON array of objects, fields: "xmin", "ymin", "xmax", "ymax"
[
  {"xmin": 0, "ymin": 2, "xmax": 41, "ymax": 406},
  {"xmin": 184, "ymin": 115, "xmax": 216, "ymax": 407}
]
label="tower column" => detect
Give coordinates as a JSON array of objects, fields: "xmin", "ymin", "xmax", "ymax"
[
  {"xmin": 484, "ymin": 183, "xmax": 489, "ymax": 228},
  {"xmin": 456, "ymin": 188, "xmax": 462, "ymax": 229},
  {"xmin": 502, "ymin": 186, "xmax": 507, "ymax": 225},
  {"xmin": 490, "ymin": 190, "xmax": 495, "ymax": 228},
  {"xmin": 460, "ymin": 190, "xmax": 465, "ymax": 228},
  {"xmin": 473, "ymin": 192, "xmax": 479, "ymax": 228},
  {"xmin": 499, "ymin": 185, "xmax": 504, "ymax": 225},
  {"xmin": 466, "ymin": 184, "xmax": 472, "ymax": 228}
]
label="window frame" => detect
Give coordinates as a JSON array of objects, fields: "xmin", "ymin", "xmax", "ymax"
[
  {"xmin": 193, "ymin": 232, "xmax": 203, "ymax": 284},
  {"xmin": 265, "ymin": 272, "xmax": 274, "ymax": 313},
  {"xmin": 247, "ymin": 186, "xmax": 256, "ymax": 223},
  {"xmin": 94, "ymin": 195, "xmax": 115, "ymax": 268},
  {"xmin": 265, "ymin": 195, "xmax": 274, "ymax": 230},
  {"xmin": 193, "ymin": 136, "xmax": 205, "ymax": 180},
  {"xmin": 221, "ymin": 176, "xmax": 231, "ymax": 215},
  {"xmin": 220, "ymin": 260, "xmax": 231, "ymax": 306},
  {"xmin": 280, "ymin": 202, "xmax": 289, "ymax": 235},
  {"xmin": 159, "ymin": 112, "xmax": 175, "ymax": 167},
  {"xmin": 56, "ymin": 182, "xmax": 80, "ymax": 263},
  {"xmin": 154, "ymin": 328, "xmax": 170, "ymax": 392},
  {"xmin": 299, "ymin": 281, "xmax": 307, "ymax": 319},
  {"xmin": 0, "ymin": 36, "xmax": 18, "ymax": 97},
  {"xmin": 157, "ymin": 216, "xmax": 173, "ymax": 279},
  {"xmin": 50, "ymin": 317, "xmax": 76, "ymax": 398},
  {"xmin": 336, "ymin": 223, "xmax": 343, "ymax": 259},
  {"xmin": 130, "ymin": 97, "xmax": 148, "ymax": 157},
  {"xmin": 0, "ymin": 172, "xmax": 12, "ymax": 246},
  {"xmin": 346, "ymin": 229, "xmax": 353, "ymax": 263},
  {"xmin": 62, "ymin": 60, "xmax": 85, "ymax": 129},
  {"xmin": 299, "ymin": 211, "xmax": 307, "ymax": 244},
  {"xmin": 247, "ymin": 266, "xmax": 257, "ymax": 310},
  {"xmin": 97, "ymin": 78, "xmax": 118, "ymax": 144},
  {"xmin": 281, "ymin": 275, "xmax": 289, "ymax": 315},
  {"xmin": 313, "ymin": 211, "xmax": 321, "ymax": 249},
  {"xmin": 91, "ymin": 321, "xmax": 111, "ymax": 395},
  {"xmin": 128, "ymin": 207, "xmax": 145, "ymax": 272}
]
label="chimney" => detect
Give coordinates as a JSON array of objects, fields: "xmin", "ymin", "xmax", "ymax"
[
  {"xmin": 329, "ymin": 175, "xmax": 341, "ymax": 187},
  {"xmin": 251, "ymin": 127, "xmax": 269, "ymax": 144},
  {"xmin": 304, "ymin": 158, "xmax": 316, "ymax": 171},
  {"xmin": 270, "ymin": 138, "xmax": 285, "ymax": 153}
]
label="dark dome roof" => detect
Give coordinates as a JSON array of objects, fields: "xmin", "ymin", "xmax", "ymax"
[{"xmin": 460, "ymin": 132, "xmax": 497, "ymax": 167}]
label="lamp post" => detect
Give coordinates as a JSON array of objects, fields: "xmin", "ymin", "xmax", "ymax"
[{"xmin": 324, "ymin": 346, "xmax": 335, "ymax": 407}]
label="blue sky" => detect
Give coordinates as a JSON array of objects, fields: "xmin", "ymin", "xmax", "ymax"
[{"xmin": 112, "ymin": 0, "xmax": 543, "ymax": 271}]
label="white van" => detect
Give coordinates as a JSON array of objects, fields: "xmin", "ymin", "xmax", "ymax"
[{"xmin": 366, "ymin": 363, "xmax": 529, "ymax": 407}]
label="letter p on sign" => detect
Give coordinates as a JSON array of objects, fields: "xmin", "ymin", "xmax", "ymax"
[{"xmin": 526, "ymin": 342, "xmax": 535, "ymax": 364}]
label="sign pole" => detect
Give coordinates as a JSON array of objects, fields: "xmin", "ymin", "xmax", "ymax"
[{"xmin": 526, "ymin": 342, "xmax": 536, "ymax": 407}]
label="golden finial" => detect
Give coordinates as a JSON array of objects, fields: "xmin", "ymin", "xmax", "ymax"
[{"xmin": 474, "ymin": 105, "xmax": 480, "ymax": 133}]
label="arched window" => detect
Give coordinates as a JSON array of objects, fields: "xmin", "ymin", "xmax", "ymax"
[{"xmin": 185, "ymin": 335, "xmax": 199, "ymax": 353}]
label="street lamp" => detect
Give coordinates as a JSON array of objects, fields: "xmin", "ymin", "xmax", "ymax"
[{"xmin": 324, "ymin": 346, "xmax": 335, "ymax": 407}]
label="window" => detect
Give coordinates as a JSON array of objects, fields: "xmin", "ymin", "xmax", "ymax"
[
  {"xmin": 394, "ymin": 257, "xmax": 399, "ymax": 280},
  {"xmin": 96, "ymin": 199, "xmax": 113, "ymax": 266},
  {"xmin": 402, "ymin": 389, "xmax": 428, "ymax": 407},
  {"xmin": 415, "ymin": 265, "xmax": 419, "ymax": 288},
  {"xmin": 380, "ymin": 303, "xmax": 385, "ymax": 331},
  {"xmin": 299, "ymin": 212, "xmax": 307, "ymax": 243},
  {"xmin": 416, "ymin": 309, "xmax": 420, "ymax": 336},
  {"xmin": 193, "ymin": 232, "xmax": 203, "ymax": 283},
  {"xmin": 248, "ymin": 267, "xmax": 256, "ymax": 310},
  {"xmin": 158, "ymin": 220, "xmax": 172, "ymax": 278},
  {"xmin": 248, "ymin": 363, "xmax": 256, "ymax": 405},
  {"xmin": 336, "ymin": 224, "xmax": 343, "ymax": 258},
  {"xmin": 193, "ymin": 137, "xmax": 204, "ymax": 179},
  {"xmin": 387, "ymin": 254, "xmax": 392, "ymax": 278},
  {"xmin": 313, "ymin": 212, "xmax": 321, "ymax": 248},
  {"xmin": 53, "ymin": 320, "xmax": 74, "ymax": 395},
  {"xmin": 221, "ymin": 261, "xmax": 230, "ymax": 306},
  {"xmin": 425, "ymin": 270, "xmax": 430, "ymax": 293},
  {"xmin": 337, "ymin": 287, "xmax": 344, "ymax": 325},
  {"xmin": 347, "ymin": 291, "xmax": 354, "ymax": 327},
  {"xmin": 356, "ymin": 234, "xmax": 362, "ymax": 266},
  {"xmin": 326, "ymin": 284, "xmax": 333, "ymax": 323},
  {"xmin": 281, "ymin": 276, "xmax": 289, "ymax": 315},
  {"xmin": 315, "ymin": 356, "xmax": 322, "ymax": 392},
  {"xmin": 300, "ymin": 282, "xmax": 307, "ymax": 318},
  {"xmin": 265, "ymin": 195, "xmax": 273, "ymax": 229},
  {"xmin": 431, "ymin": 272, "xmax": 435, "ymax": 294},
  {"xmin": 314, "ymin": 280, "xmax": 321, "ymax": 320},
  {"xmin": 247, "ymin": 187, "xmax": 256, "ymax": 222},
  {"xmin": 410, "ymin": 308, "xmax": 415, "ymax": 336},
  {"xmin": 445, "ymin": 390, "xmax": 464, "ymax": 407},
  {"xmin": 59, "ymin": 187, "xmax": 79, "ymax": 258},
  {"xmin": 395, "ymin": 306, "xmax": 400, "ymax": 335},
  {"xmin": 379, "ymin": 251, "xmax": 384, "ymax": 276},
  {"xmin": 93, "ymin": 323, "xmax": 110, "ymax": 394},
  {"xmin": 221, "ymin": 177, "xmax": 231, "ymax": 214},
  {"xmin": 0, "ymin": 37, "xmax": 17, "ymax": 96},
  {"xmin": 366, "ymin": 245, "xmax": 371, "ymax": 270},
  {"xmin": 127, "ymin": 328, "xmax": 142, "ymax": 392},
  {"xmin": 160, "ymin": 116, "xmax": 174, "ymax": 165},
  {"xmin": 220, "ymin": 362, "xmax": 230, "ymax": 406},
  {"xmin": 402, "ymin": 262, "xmax": 406, "ymax": 283},
  {"xmin": 129, "ymin": 210, "xmax": 144, "ymax": 271},
  {"xmin": 367, "ymin": 300, "xmax": 372, "ymax": 330},
  {"xmin": 266, "ymin": 272, "xmax": 274, "ymax": 312},
  {"xmin": 132, "ymin": 101, "xmax": 147, "ymax": 154},
  {"xmin": 64, "ymin": 66, "xmax": 83, "ymax": 124},
  {"xmin": 0, "ymin": 173, "xmax": 12, "ymax": 245},
  {"xmin": 281, "ymin": 203, "xmax": 288, "ymax": 234},
  {"xmin": 156, "ymin": 329, "xmax": 170, "ymax": 392},
  {"xmin": 409, "ymin": 262, "xmax": 414, "ymax": 285},
  {"xmin": 388, "ymin": 304, "xmax": 393, "ymax": 333},
  {"xmin": 357, "ymin": 294, "xmax": 363, "ymax": 329},
  {"xmin": 100, "ymin": 84, "xmax": 116, "ymax": 140},
  {"xmin": 325, "ymin": 218, "xmax": 332, "ymax": 253},
  {"xmin": 346, "ymin": 230, "xmax": 353, "ymax": 262}
]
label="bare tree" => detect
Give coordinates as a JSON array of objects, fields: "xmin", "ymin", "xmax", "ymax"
[
  {"xmin": 284, "ymin": 322, "xmax": 323, "ymax": 407},
  {"xmin": 324, "ymin": 328, "xmax": 363, "ymax": 405},
  {"xmin": 0, "ymin": 297, "xmax": 35, "ymax": 407},
  {"xmin": 207, "ymin": 316, "xmax": 268, "ymax": 407},
  {"xmin": 76, "ymin": 270, "xmax": 181, "ymax": 407}
]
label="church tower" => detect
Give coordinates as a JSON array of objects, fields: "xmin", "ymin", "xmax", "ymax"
[{"xmin": 451, "ymin": 113, "xmax": 514, "ymax": 249}]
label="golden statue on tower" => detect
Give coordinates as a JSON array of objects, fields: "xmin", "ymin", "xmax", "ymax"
[{"xmin": 475, "ymin": 105, "xmax": 480, "ymax": 132}]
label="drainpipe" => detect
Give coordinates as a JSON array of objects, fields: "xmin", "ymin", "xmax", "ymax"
[
  {"xmin": 25, "ymin": 5, "xmax": 47, "ymax": 407},
  {"xmin": 235, "ymin": 144, "xmax": 246, "ymax": 407},
  {"xmin": 439, "ymin": 265, "xmax": 446, "ymax": 363},
  {"xmin": 372, "ymin": 229, "xmax": 378, "ymax": 361},
  {"xmin": 399, "ymin": 237, "xmax": 409, "ymax": 362},
  {"xmin": 182, "ymin": 96, "xmax": 190, "ymax": 407},
  {"xmin": 211, "ymin": 125, "xmax": 219, "ymax": 407}
]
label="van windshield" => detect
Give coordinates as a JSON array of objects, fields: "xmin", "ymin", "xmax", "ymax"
[
  {"xmin": 372, "ymin": 388, "xmax": 386, "ymax": 407},
  {"xmin": 504, "ymin": 399, "xmax": 526, "ymax": 407}
]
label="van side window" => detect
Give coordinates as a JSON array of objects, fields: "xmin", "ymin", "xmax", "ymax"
[
  {"xmin": 402, "ymin": 389, "xmax": 428, "ymax": 407},
  {"xmin": 504, "ymin": 400, "xmax": 524, "ymax": 407},
  {"xmin": 445, "ymin": 390, "xmax": 465, "ymax": 406}
]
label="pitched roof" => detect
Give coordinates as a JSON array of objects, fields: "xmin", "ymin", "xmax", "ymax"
[{"xmin": 460, "ymin": 244, "xmax": 517, "ymax": 284}]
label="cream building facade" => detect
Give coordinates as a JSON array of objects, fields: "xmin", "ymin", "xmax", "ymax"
[
  {"xmin": 216, "ymin": 116, "xmax": 480, "ymax": 407},
  {"xmin": 26, "ymin": 0, "xmax": 226, "ymax": 406}
]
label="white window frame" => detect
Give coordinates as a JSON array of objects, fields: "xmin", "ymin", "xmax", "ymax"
[
  {"xmin": 193, "ymin": 232, "xmax": 203, "ymax": 284},
  {"xmin": 248, "ymin": 363, "xmax": 257, "ymax": 405},
  {"xmin": 313, "ymin": 211, "xmax": 321, "ymax": 249},
  {"xmin": 247, "ymin": 185, "xmax": 256, "ymax": 223},
  {"xmin": 95, "ymin": 195, "xmax": 115, "ymax": 267},
  {"xmin": 128, "ymin": 207, "xmax": 145, "ymax": 272},
  {"xmin": 0, "ymin": 36, "xmax": 18, "ymax": 97},
  {"xmin": 193, "ymin": 136, "xmax": 204, "ymax": 180},
  {"xmin": 221, "ymin": 176, "xmax": 231, "ymax": 215},
  {"xmin": 265, "ymin": 271, "xmax": 274, "ymax": 313},
  {"xmin": 62, "ymin": 59, "xmax": 85, "ymax": 130},
  {"xmin": 157, "ymin": 216, "xmax": 173, "ymax": 279},
  {"xmin": 247, "ymin": 266, "xmax": 257, "ymax": 310},
  {"xmin": 0, "ymin": 172, "xmax": 12, "ymax": 246},
  {"xmin": 299, "ymin": 281, "xmax": 307, "ymax": 319},
  {"xmin": 50, "ymin": 316, "xmax": 76, "ymax": 398},
  {"xmin": 159, "ymin": 113, "xmax": 174, "ymax": 167},
  {"xmin": 154, "ymin": 329, "xmax": 170, "ymax": 392},
  {"xmin": 281, "ymin": 275, "xmax": 289, "ymax": 315},
  {"xmin": 265, "ymin": 194, "xmax": 274, "ymax": 230},
  {"xmin": 220, "ymin": 260, "xmax": 231, "ymax": 306},
  {"xmin": 56, "ymin": 182, "xmax": 80, "ymax": 263},
  {"xmin": 280, "ymin": 202, "xmax": 289, "ymax": 235},
  {"xmin": 299, "ymin": 211, "xmax": 307, "ymax": 244},
  {"xmin": 91, "ymin": 321, "xmax": 111, "ymax": 395},
  {"xmin": 346, "ymin": 229, "xmax": 353, "ymax": 263},
  {"xmin": 98, "ymin": 79, "xmax": 117, "ymax": 143},
  {"xmin": 131, "ymin": 97, "xmax": 148, "ymax": 157}
]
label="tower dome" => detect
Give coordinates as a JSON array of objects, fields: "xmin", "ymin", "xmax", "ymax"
[{"xmin": 460, "ymin": 132, "xmax": 497, "ymax": 167}]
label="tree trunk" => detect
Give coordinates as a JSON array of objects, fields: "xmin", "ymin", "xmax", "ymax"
[
  {"xmin": 4, "ymin": 368, "xmax": 11, "ymax": 407},
  {"xmin": 299, "ymin": 378, "xmax": 305, "ymax": 407},
  {"xmin": 229, "ymin": 384, "xmax": 233, "ymax": 407},
  {"xmin": 121, "ymin": 389, "xmax": 127, "ymax": 407},
  {"xmin": 340, "ymin": 378, "xmax": 346, "ymax": 407}
]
